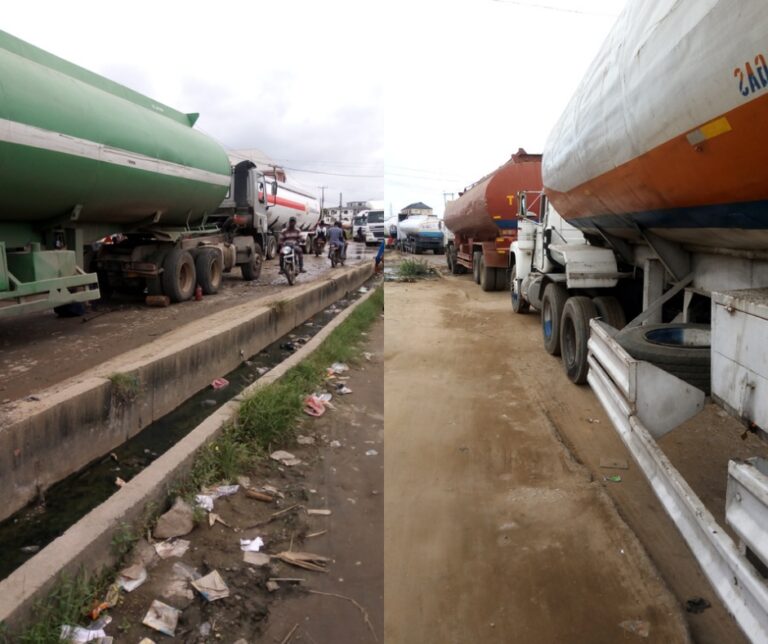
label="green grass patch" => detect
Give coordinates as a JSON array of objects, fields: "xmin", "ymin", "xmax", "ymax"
[
  {"xmin": 9, "ymin": 569, "xmax": 111, "ymax": 644},
  {"xmin": 397, "ymin": 259, "xmax": 433, "ymax": 278},
  {"xmin": 108, "ymin": 372, "xmax": 141, "ymax": 405},
  {"xmin": 6, "ymin": 286, "xmax": 383, "ymax": 643}
]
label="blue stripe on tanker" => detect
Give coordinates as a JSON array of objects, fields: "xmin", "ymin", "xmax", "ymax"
[
  {"xmin": 567, "ymin": 199, "xmax": 768, "ymax": 233},
  {"xmin": 417, "ymin": 231, "xmax": 444, "ymax": 238}
]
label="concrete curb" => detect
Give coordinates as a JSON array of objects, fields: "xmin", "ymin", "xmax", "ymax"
[
  {"xmin": 0, "ymin": 281, "xmax": 382, "ymax": 632},
  {"xmin": 1, "ymin": 263, "xmax": 373, "ymax": 522}
]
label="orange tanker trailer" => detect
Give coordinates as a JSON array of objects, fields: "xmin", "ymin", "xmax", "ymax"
[{"xmin": 444, "ymin": 149, "xmax": 542, "ymax": 291}]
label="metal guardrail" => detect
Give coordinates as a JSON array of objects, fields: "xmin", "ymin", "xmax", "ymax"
[{"xmin": 588, "ymin": 319, "xmax": 768, "ymax": 643}]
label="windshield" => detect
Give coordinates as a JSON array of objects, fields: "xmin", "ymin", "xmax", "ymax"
[
  {"xmin": 367, "ymin": 210, "xmax": 384, "ymax": 223},
  {"xmin": 353, "ymin": 216, "xmax": 367, "ymax": 226}
]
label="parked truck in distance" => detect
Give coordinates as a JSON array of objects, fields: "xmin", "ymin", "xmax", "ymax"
[
  {"xmin": 444, "ymin": 150, "xmax": 542, "ymax": 292},
  {"xmin": 511, "ymin": 0, "xmax": 768, "ymax": 636},
  {"xmin": 361, "ymin": 209, "xmax": 386, "ymax": 246}
]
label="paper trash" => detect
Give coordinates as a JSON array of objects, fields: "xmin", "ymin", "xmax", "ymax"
[
  {"xmin": 59, "ymin": 625, "xmax": 107, "ymax": 642},
  {"xmin": 116, "ymin": 563, "xmax": 147, "ymax": 592},
  {"xmin": 191, "ymin": 570, "xmax": 230, "ymax": 601},
  {"xmin": 142, "ymin": 600, "xmax": 181, "ymax": 637},
  {"xmin": 154, "ymin": 539, "xmax": 190, "ymax": 559},
  {"xmin": 240, "ymin": 537, "xmax": 265, "ymax": 552}
]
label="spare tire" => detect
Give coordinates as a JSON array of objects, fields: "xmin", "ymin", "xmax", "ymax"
[{"xmin": 615, "ymin": 323, "xmax": 711, "ymax": 394}]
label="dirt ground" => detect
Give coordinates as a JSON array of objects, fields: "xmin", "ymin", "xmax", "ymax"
[
  {"xmin": 102, "ymin": 318, "xmax": 383, "ymax": 643},
  {"xmin": 0, "ymin": 241, "xmax": 374, "ymax": 403},
  {"xmin": 385, "ymin": 251, "xmax": 768, "ymax": 643},
  {"xmin": 385, "ymin": 266, "xmax": 696, "ymax": 644}
]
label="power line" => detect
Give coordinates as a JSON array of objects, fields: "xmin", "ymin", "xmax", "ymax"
[
  {"xmin": 490, "ymin": 0, "xmax": 619, "ymax": 17},
  {"xmin": 282, "ymin": 166, "xmax": 383, "ymax": 178}
]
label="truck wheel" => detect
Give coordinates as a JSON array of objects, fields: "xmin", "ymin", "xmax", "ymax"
[
  {"xmin": 479, "ymin": 257, "xmax": 496, "ymax": 292},
  {"xmin": 162, "ymin": 249, "xmax": 196, "ymax": 303},
  {"xmin": 446, "ymin": 247, "xmax": 454, "ymax": 272},
  {"xmin": 241, "ymin": 244, "xmax": 263, "ymax": 281},
  {"xmin": 541, "ymin": 283, "xmax": 568, "ymax": 355},
  {"xmin": 265, "ymin": 236, "xmax": 277, "ymax": 260},
  {"xmin": 510, "ymin": 265, "xmax": 529, "ymax": 314},
  {"xmin": 560, "ymin": 296, "xmax": 598, "ymax": 384},
  {"xmin": 592, "ymin": 296, "xmax": 626, "ymax": 330},
  {"xmin": 615, "ymin": 323, "xmax": 711, "ymax": 393},
  {"xmin": 434, "ymin": 246, "xmax": 444, "ymax": 255},
  {"xmin": 195, "ymin": 249, "xmax": 223, "ymax": 294},
  {"xmin": 494, "ymin": 267, "xmax": 507, "ymax": 291},
  {"xmin": 472, "ymin": 251, "xmax": 482, "ymax": 284}
]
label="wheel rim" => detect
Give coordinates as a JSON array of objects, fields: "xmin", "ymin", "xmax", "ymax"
[
  {"xmin": 543, "ymin": 300, "xmax": 553, "ymax": 338},
  {"xmin": 179, "ymin": 260, "xmax": 194, "ymax": 294}
]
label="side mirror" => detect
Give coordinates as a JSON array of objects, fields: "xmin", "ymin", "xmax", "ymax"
[{"xmin": 271, "ymin": 181, "xmax": 278, "ymax": 196}]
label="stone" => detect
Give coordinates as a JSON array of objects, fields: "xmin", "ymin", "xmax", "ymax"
[{"xmin": 154, "ymin": 497, "xmax": 195, "ymax": 539}]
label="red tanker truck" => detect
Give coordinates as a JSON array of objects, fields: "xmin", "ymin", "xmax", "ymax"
[{"xmin": 443, "ymin": 150, "xmax": 542, "ymax": 292}]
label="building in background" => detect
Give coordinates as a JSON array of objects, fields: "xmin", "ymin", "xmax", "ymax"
[{"xmin": 399, "ymin": 202, "xmax": 433, "ymax": 218}]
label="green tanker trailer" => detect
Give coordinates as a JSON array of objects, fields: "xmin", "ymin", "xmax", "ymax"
[{"xmin": 0, "ymin": 30, "xmax": 269, "ymax": 316}]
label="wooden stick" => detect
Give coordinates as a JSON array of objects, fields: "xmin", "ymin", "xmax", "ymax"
[
  {"xmin": 245, "ymin": 489, "xmax": 275, "ymax": 503},
  {"xmin": 306, "ymin": 530, "xmax": 328, "ymax": 539},
  {"xmin": 245, "ymin": 503, "xmax": 302, "ymax": 529},
  {"xmin": 280, "ymin": 623, "xmax": 299, "ymax": 644},
  {"xmin": 306, "ymin": 590, "xmax": 378, "ymax": 642}
]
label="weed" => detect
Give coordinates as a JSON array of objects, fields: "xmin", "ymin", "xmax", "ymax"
[
  {"xmin": 16, "ymin": 570, "xmax": 109, "ymax": 643},
  {"xmin": 191, "ymin": 432, "xmax": 252, "ymax": 487},
  {"xmin": 108, "ymin": 372, "xmax": 141, "ymax": 405},
  {"xmin": 397, "ymin": 259, "xmax": 433, "ymax": 278},
  {"xmin": 110, "ymin": 522, "xmax": 139, "ymax": 563}
]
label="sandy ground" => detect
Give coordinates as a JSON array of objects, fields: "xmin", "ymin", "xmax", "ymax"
[
  {"xmin": 406, "ymin": 251, "xmax": 768, "ymax": 643},
  {"xmin": 104, "ymin": 319, "xmax": 383, "ymax": 643},
  {"xmin": 0, "ymin": 241, "xmax": 374, "ymax": 402},
  {"xmin": 385, "ymin": 271, "xmax": 693, "ymax": 643}
]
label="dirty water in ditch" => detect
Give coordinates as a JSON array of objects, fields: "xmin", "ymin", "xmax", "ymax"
[{"xmin": 0, "ymin": 282, "xmax": 374, "ymax": 580}]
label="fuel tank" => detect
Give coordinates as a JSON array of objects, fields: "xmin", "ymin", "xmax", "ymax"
[
  {"xmin": 543, "ymin": 0, "xmax": 768, "ymax": 250},
  {"xmin": 444, "ymin": 150, "xmax": 542, "ymax": 240},
  {"xmin": 266, "ymin": 184, "xmax": 321, "ymax": 232},
  {"xmin": 0, "ymin": 30, "xmax": 230, "ymax": 227}
]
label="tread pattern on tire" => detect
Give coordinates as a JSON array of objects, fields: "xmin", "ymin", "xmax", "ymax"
[
  {"xmin": 560, "ymin": 296, "xmax": 598, "ymax": 384},
  {"xmin": 615, "ymin": 323, "xmax": 711, "ymax": 394},
  {"xmin": 162, "ymin": 248, "xmax": 196, "ymax": 303}
]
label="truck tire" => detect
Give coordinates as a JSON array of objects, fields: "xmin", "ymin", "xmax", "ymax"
[
  {"xmin": 494, "ymin": 267, "xmax": 507, "ymax": 291},
  {"xmin": 479, "ymin": 257, "xmax": 496, "ymax": 292},
  {"xmin": 265, "ymin": 236, "xmax": 277, "ymax": 260},
  {"xmin": 241, "ymin": 244, "xmax": 263, "ymax": 281},
  {"xmin": 434, "ymin": 246, "xmax": 444, "ymax": 255},
  {"xmin": 615, "ymin": 323, "xmax": 711, "ymax": 393},
  {"xmin": 195, "ymin": 248, "xmax": 223, "ymax": 294},
  {"xmin": 541, "ymin": 282, "xmax": 568, "ymax": 355},
  {"xmin": 162, "ymin": 249, "xmax": 196, "ymax": 303},
  {"xmin": 510, "ymin": 265, "xmax": 529, "ymax": 314},
  {"xmin": 472, "ymin": 251, "xmax": 482, "ymax": 284},
  {"xmin": 592, "ymin": 296, "xmax": 626, "ymax": 330},
  {"xmin": 560, "ymin": 296, "xmax": 598, "ymax": 384}
]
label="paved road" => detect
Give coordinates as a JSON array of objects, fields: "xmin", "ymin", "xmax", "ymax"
[
  {"xmin": 385, "ymin": 275, "xmax": 690, "ymax": 644},
  {"xmin": 0, "ymin": 242, "xmax": 374, "ymax": 401}
]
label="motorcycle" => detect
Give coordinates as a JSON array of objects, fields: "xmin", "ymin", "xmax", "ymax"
[
  {"xmin": 313, "ymin": 235, "xmax": 326, "ymax": 257},
  {"xmin": 280, "ymin": 244, "xmax": 298, "ymax": 285},
  {"xmin": 329, "ymin": 243, "xmax": 345, "ymax": 268}
]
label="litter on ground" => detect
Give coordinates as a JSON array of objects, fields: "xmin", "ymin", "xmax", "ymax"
[
  {"xmin": 276, "ymin": 551, "xmax": 331, "ymax": 573},
  {"xmin": 142, "ymin": 600, "xmax": 181, "ymax": 637},
  {"xmin": 211, "ymin": 377, "xmax": 229, "ymax": 390},
  {"xmin": 330, "ymin": 362, "xmax": 349, "ymax": 374},
  {"xmin": 307, "ymin": 508, "xmax": 332, "ymax": 516},
  {"xmin": 240, "ymin": 536, "xmax": 265, "ymax": 552},
  {"xmin": 243, "ymin": 551, "xmax": 271, "ymax": 567},
  {"xmin": 116, "ymin": 563, "xmax": 147, "ymax": 592},
  {"xmin": 270, "ymin": 450, "xmax": 302, "ymax": 466},
  {"xmin": 154, "ymin": 498, "xmax": 195, "ymax": 539},
  {"xmin": 366, "ymin": 449, "xmax": 379, "ymax": 457},
  {"xmin": 154, "ymin": 539, "xmax": 191, "ymax": 559},
  {"xmin": 297, "ymin": 435, "xmax": 316, "ymax": 445},
  {"xmin": 191, "ymin": 570, "xmax": 230, "ymax": 602},
  {"xmin": 303, "ymin": 395, "xmax": 326, "ymax": 417},
  {"xmin": 59, "ymin": 625, "xmax": 108, "ymax": 642}
]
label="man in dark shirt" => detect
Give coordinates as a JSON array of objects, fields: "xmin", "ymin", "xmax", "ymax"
[{"xmin": 279, "ymin": 217, "xmax": 306, "ymax": 272}]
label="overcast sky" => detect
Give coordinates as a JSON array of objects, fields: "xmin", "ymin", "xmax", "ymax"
[
  {"xmin": 3, "ymin": 0, "xmax": 384, "ymax": 208},
  {"xmin": 4, "ymin": 1, "xmax": 625, "ymax": 215},
  {"xmin": 385, "ymin": 0, "xmax": 626, "ymax": 217}
]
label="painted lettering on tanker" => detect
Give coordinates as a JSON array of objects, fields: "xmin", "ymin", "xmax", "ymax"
[{"xmin": 734, "ymin": 53, "xmax": 768, "ymax": 97}]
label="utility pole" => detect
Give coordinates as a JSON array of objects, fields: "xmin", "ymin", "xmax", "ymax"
[{"xmin": 318, "ymin": 185, "xmax": 327, "ymax": 222}]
